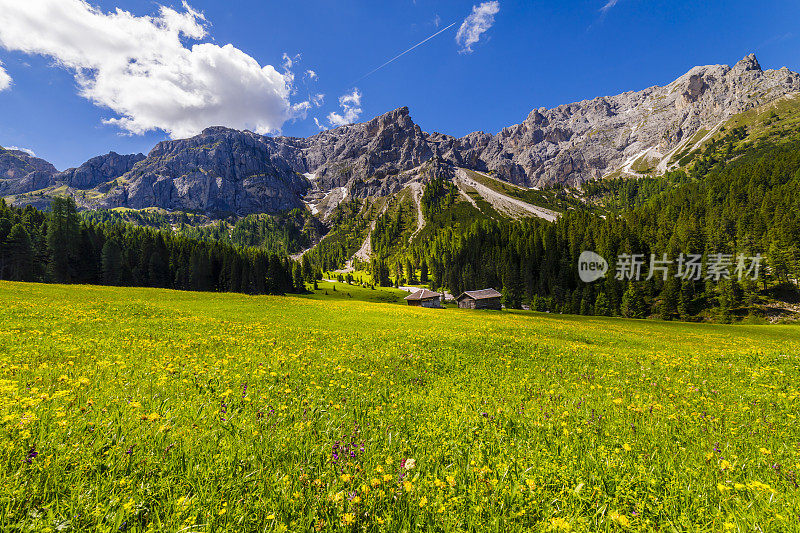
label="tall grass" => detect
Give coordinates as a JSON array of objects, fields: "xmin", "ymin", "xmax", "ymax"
[{"xmin": 1, "ymin": 281, "xmax": 798, "ymax": 531}]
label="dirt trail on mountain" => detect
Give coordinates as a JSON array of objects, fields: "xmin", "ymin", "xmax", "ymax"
[
  {"xmin": 409, "ymin": 181, "xmax": 426, "ymax": 240},
  {"xmin": 352, "ymin": 196, "xmax": 393, "ymax": 263},
  {"xmin": 353, "ymin": 223, "xmax": 374, "ymax": 262}
]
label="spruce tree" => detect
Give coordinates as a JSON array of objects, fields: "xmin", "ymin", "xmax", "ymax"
[
  {"xmin": 594, "ymin": 292, "xmax": 610, "ymax": 316},
  {"xmin": 621, "ymin": 283, "xmax": 648, "ymax": 318},
  {"xmin": 659, "ymin": 277, "xmax": 680, "ymax": 320},
  {"xmin": 101, "ymin": 239, "xmax": 123, "ymax": 285},
  {"xmin": 5, "ymin": 223, "xmax": 34, "ymax": 281},
  {"xmin": 47, "ymin": 197, "xmax": 80, "ymax": 283}
]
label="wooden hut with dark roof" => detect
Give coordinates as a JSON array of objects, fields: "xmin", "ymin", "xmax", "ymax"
[
  {"xmin": 404, "ymin": 288, "xmax": 443, "ymax": 308},
  {"xmin": 456, "ymin": 288, "xmax": 502, "ymax": 310}
]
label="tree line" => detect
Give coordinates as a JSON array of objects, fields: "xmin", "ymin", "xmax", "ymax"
[
  {"xmin": 0, "ymin": 197, "xmax": 300, "ymax": 295},
  {"xmin": 82, "ymin": 207, "xmax": 323, "ymax": 256}
]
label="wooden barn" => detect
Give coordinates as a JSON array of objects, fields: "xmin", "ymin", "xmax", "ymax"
[
  {"xmin": 456, "ymin": 288, "xmax": 502, "ymax": 310},
  {"xmin": 404, "ymin": 289, "xmax": 443, "ymax": 308}
]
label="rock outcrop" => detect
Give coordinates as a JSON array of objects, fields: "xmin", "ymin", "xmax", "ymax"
[
  {"xmin": 0, "ymin": 146, "xmax": 57, "ymax": 195},
  {"xmin": 297, "ymin": 106, "xmax": 433, "ymax": 195},
  {"xmin": 56, "ymin": 152, "xmax": 146, "ymax": 189},
  {"xmin": 99, "ymin": 127, "xmax": 310, "ymax": 215}
]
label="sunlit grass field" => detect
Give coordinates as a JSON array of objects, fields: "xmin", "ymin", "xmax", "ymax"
[
  {"xmin": 1, "ymin": 281, "xmax": 799, "ymax": 532},
  {"xmin": 304, "ymin": 281, "xmax": 407, "ymax": 305}
]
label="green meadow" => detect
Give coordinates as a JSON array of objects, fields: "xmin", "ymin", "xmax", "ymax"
[
  {"xmin": 304, "ymin": 280, "xmax": 408, "ymax": 305},
  {"xmin": 1, "ymin": 281, "xmax": 798, "ymax": 532}
]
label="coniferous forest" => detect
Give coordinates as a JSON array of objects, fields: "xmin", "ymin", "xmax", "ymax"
[
  {"xmin": 407, "ymin": 139, "xmax": 800, "ymax": 320},
  {"xmin": 0, "ymin": 197, "xmax": 300, "ymax": 295}
]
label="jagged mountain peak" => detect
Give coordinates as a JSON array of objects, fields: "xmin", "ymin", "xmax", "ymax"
[
  {"xmin": 375, "ymin": 105, "xmax": 410, "ymax": 120},
  {"xmin": 452, "ymin": 53, "xmax": 800, "ymax": 186},
  {"xmin": 199, "ymin": 125, "xmax": 244, "ymax": 136},
  {"xmin": 734, "ymin": 53, "xmax": 762, "ymax": 72},
  {"xmin": 3, "ymin": 55, "xmax": 800, "ymax": 216},
  {"xmin": 364, "ymin": 106, "xmax": 417, "ymax": 135}
]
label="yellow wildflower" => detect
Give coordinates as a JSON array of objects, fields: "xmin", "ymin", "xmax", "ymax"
[
  {"xmin": 549, "ymin": 517, "xmax": 572, "ymax": 531},
  {"xmin": 609, "ymin": 511, "xmax": 630, "ymax": 527}
]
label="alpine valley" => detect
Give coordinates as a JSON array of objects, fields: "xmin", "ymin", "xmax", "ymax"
[{"xmin": 2, "ymin": 54, "xmax": 800, "ymax": 321}]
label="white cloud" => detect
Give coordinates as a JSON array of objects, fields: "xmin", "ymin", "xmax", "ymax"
[
  {"xmin": 313, "ymin": 117, "xmax": 327, "ymax": 131},
  {"xmin": 434, "ymin": 14, "xmax": 441, "ymax": 28},
  {"xmin": 282, "ymin": 52, "xmax": 300, "ymax": 71},
  {"xmin": 600, "ymin": 0, "xmax": 620, "ymax": 14},
  {"xmin": 327, "ymin": 88, "xmax": 362, "ymax": 127},
  {"xmin": 6, "ymin": 146, "xmax": 36, "ymax": 156},
  {"xmin": 305, "ymin": 69, "xmax": 317, "ymax": 80},
  {"xmin": 291, "ymin": 100, "xmax": 312, "ymax": 120},
  {"xmin": 281, "ymin": 52, "xmax": 303, "ymax": 92},
  {"xmin": 311, "ymin": 93, "xmax": 325, "ymax": 107},
  {"xmin": 456, "ymin": 1, "xmax": 500, "ymax": 54},
  {"xmin": 339, "ymin": 90, "xmax": 361, "ymax": 108},
  {"xmin": 0, "ymin": 62, "xmax": 11, "ymax": 91},
  {"xmin": 0, "ymin": 1, "xmax": 311, "ymax": 138}
]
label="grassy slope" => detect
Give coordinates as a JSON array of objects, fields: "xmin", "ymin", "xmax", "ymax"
[
  {"xmin": 304, "ymin": 280, "xmax": 408, "ymax": 304},
  {"xmin": 462, "ymin": 169, "xmax": 577, "ymax": 213},
  {"xmin": 672, "ymin": 93, "xmax": 800, "ymax": 168},
  {"xmin": 722, "ymin": 94, "xmax": 800, "ymax": 146},
  {"xmin": 1, "ymin": 282, "xmax": 799, "ymax": 532}
]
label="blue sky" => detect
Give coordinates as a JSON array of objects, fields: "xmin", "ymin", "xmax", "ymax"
[{"xmin": 0, "ymin": 0, "xmax": 798, "ymax": 170}]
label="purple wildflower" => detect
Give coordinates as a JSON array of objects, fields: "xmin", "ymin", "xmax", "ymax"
[{"xmin": 25, "ymin": 447, "xmax": 38, "ymax": 464}]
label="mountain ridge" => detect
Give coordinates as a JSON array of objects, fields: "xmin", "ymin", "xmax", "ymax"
[{"xmin": 2, "ymin": 54, "xmax": 799, "ymax": 217}]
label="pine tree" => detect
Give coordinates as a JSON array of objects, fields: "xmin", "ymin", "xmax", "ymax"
[
  {"xmin": 0, "ymin": 216, "xmax": 12, "ymax": 278},
  {"xmin": 580, "ymin": 291, "xmax": 592, "ymax": 316},
  {"xmin": 301, "ymin": 254, "xmax": 313, "ymax": 282},
  {"xmin": 405, "ymin": 259, "xmax": 415, "ymax": 284},
  {"xmin": 101, "ymin": 238, "xmax": 123, "ymax": 285},
  {"xmin": 659, "ymin": 277, "xmax": 680, "ymax": 320},
  {"xmin": 189, "ymin": 247, "xmax": 212, "ymax": 291},
  {"xmin": 47, "ymin": 197, "xmax": 80, "ymax": 283},
  {"xmin": 420, "ymin": 260, "xmax": 429, "ymax": 284},
  {"xmin": 5, "ymin": 223, "xmax": 34, "ymax": 281},
  {"xmin": 594, "ymin": 292, "xmax": 610, "ymax": 316},
  {"xmin": 148, "ymin": 237, "xmax": 170, "ymax": 288},
  {"xmin": 501, "ymin": 259, "xmax": 522, "ymax": 309},
  {"xmin": 621, "ymin": 282, "xmax": 648, "ymax": 318},
  {"xmin": 292, "ymin": 262, "xmax": 305, "ymax": 293},
  {"xmin": 678, "ymin": 280, "xmax": 693, "ymax": 319}
]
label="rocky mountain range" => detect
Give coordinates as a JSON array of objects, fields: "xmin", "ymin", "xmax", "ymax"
[
  {"xmin": 0, "ymin": 146, "xmax": 58, "ymax": 196},
  {"xmin": 0, "ymin": 147, "xmax": 144, "ymax": 196},
  {"xmin": 2, "ymin": 54, "xmax": 798, "ymax": 217}
]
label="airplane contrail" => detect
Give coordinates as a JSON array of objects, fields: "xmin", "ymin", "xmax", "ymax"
[{"xmin": 353, "ymin": 21, "xmax": 458, "ymax": 84}]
